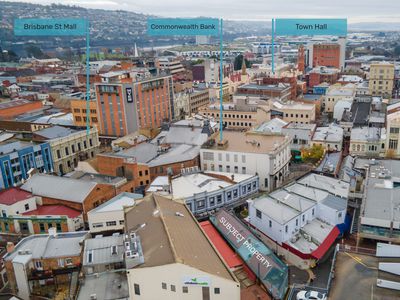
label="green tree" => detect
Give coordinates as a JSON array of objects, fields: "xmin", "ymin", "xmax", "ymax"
[{"xmin": 301, "ymin": 144, "xmax": 325, "ymax": 163}]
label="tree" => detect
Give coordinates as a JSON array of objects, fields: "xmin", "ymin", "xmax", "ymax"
[{"xmin": 301, "ymin": 144, "xmax": 325, "ymax": 163}]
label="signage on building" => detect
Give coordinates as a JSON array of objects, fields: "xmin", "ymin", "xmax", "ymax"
[
  {"xmin": 275, "ymin": 19, "xmax": 347, "ymax": 36},
  {"xmin": 126, "ymin": 87, "xmax": 133, "ymax": 103},
  {"xmin": 14, "ymin": 18, "xmax": 87, "ymax": 36},
  {"xmin": 147, "ymin": 18, "xmax": 219, "ymax": 36},
  {"xmin": 182, "ymin": 276, "xmax": 211, "ymax": 287}
]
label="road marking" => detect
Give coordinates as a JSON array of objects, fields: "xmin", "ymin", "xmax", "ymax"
[
  {"xmin": 344, "ymin": 252, "xmax": 378, "ymax": 270},
  {"xmin": 371, "ymin": 284, "xmax": 374, "ymax": 300}
]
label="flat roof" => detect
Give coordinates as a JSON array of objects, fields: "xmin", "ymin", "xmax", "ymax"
[
  {"xmin": 312, "ymin": 124, "xmax": 343, "ymax": 143},
  {"xmin": 202, "ymin": 131, "xmax": 289, "ymax": 154},
  {"xmin": 251, "ymin": 196, "xmax": 299, "ymax": 224},
  {"xmin": 4, "ymin": 231, "xmax": 88, "ymax": 261},
  {"xmin": 124, "ymin": 194, "xmax": 235, "ymax": 281},
  {"xmin": 77, "ymin": 271, "xmax": 129, "ymax": 300}
]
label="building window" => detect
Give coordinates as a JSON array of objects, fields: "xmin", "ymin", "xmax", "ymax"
[
  {"xmin": 65, "ymin": 147, "xmax": 69, "ymax": 156},
  {"xmin": 171, "ymin": 285, "xmax": 176, "ymax": 292},
  {"xmin": 285, "ymin": 225, "xmax": 288, "ymax": 233},
  {"xmin": 227, "ymin": 191, "xmax": 232, "ymax": 201},
  {"xmin": 256, "ymin": 209, "xmax": 262, "ymax": 219},
  {"xmin": 134, "ymin": 283, "xmax": 140, "ymax": 295},
  {"xmin": 39, "ymin": 223, "xmax": 45, "ymax": 232},
  {"xmin": 56, "ymin": 223, "xmax": 61, "ymax": 232},
  {"xmin": 214, "ymin": 288, "xmax": 220, "ymax": 294},
  {"xmin": 24, "ymin": 203, "xmax": 29, "ymax": 211},
  {"xmin": 252, "ymin": 181, "xmax": 256, "ymax": 190},
  {"xmin": 312, "ymin": 208, "xmax": 315, "ymax": 216},
  {"xmin": 234, "ymin": 166, "xmax": 238, "ymax": 173},
  {"xmin": 216, "ymin": 195, "xmax": 222, "ymax": 204},
  {"xmin": 302, "ymin": 214, "xmax": 305, "ymax": 222},
  {"xmin": 242, "ymin": 167, "xmax": 246, "ymax": 174},
  {"xmin": 92, "ymin": 223, "xmax": 103, "ymax": 228},
  {"xmin": 226, "ymin": 165, "xmax": 230, "ymax": 172},
  {"xmin": 269, "ymin": 220, "xmax": 272, "ymax": 228},
  {"xmin": 139, "ymin": 171, "xmax": 143, "ymax": 176},
  {"xmin": 183, "ymin": 286, "xmax": 188, "ymax": 293},
  {"xmin": 296, "ymin": 219, "xmax": 298, "ymax": 226},
  {"xmin": 219, "ymin": 165, "xmax": 223, "ymax": 172},
  {"xmin": 242, "ymin": 186, "xmax": 246, "ymax": 194},
  {"xmin": 338, "ymin": 212, "xmax": 342, "ymax": 218},
  {"xmin": 56, "ymin": 150, "xmax": 61, "ymax": 159},
  {"xmin": 106, "ymin": 221, "xmax": 117, "ymax": 226},
  {"xmin": 389, "ymin": 139, "xmax": 398, "ymax": 149},
  {"xmin": 233, "ymin": 189, "xmax": 238, "ymax": 198},
  {"xmin": 209, "ymin": 197, "xmax": 215, "ymax": 206},
  {"xmin": 162, "ymin": 282, "xmax": 167, "ymax": 289},
  {"xmin": 197, "ymin": 200, "xmax": 205, "ymax": 209}
]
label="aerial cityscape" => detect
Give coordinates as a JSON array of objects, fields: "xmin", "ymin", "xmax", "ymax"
[{"xmin": 0, "ymin": 0, "xmax": 400, "ymax": 299}]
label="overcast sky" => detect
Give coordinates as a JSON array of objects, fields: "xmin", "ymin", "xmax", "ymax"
[{"xmin": 6, "ymin": 0, "xmax": 400, "ymax": 23}]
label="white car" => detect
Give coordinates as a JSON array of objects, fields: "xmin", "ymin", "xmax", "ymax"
[{"xmin": 296, "ymin": 290, "xmax": 327, "ymax": 300}]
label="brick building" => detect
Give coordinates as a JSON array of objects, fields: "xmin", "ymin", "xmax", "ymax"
[
  {"xmin": 20, "ymin": 174, "xmax": 136, "ymax": 222},
  {"xmin": 4, "ymin": 231, "xmax": 89, "ymax": 299},
  {"xmin": 0, "ymin": 99, "xmax": 42, "ymax": 119}
]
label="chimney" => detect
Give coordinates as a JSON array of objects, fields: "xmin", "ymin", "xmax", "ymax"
[
  {"xmin": 6, "ymin": 242, "xmax": 15, "ymax": 253},
  {"xmin": 48, "ymin": 227, "xmax": 57, "ymax": 238}
]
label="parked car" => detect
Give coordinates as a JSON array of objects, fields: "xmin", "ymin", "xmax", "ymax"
[{"xmin": 296, "ymin": 290, "xmax": 327, "ymax": 300}]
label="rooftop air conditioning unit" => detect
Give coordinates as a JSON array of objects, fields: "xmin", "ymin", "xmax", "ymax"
[{"xmin": 90, "ymin": 294, "xmax": 97, "ymax": 300}]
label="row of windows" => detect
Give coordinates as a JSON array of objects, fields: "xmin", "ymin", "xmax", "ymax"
[
  {"xmin": 193, "ymin": 182, "xmax": 257, "ymax": 211},
  {"xmin": 56, "ymin": 140, "xmax": 93, "ymax": 159},
  {"xmin": 206, "ymin": 112, "xmax": 253, "ymax": 119},
  {"xmin": 285, "ymin": 113, "xmax": 309, "ymax": 118},
  {"xmin": 73, "ymin": 108, "xmax": 97, "ymax": 114},
  {"xmin": 133, "ymin": 282, "xmax": 220, "ymax": 296},
  {"xmin": 75, "ymin": 116, "xmax": 98, "ymax": 123},
  {"xmin": 92, "ymin": 220, "xmax": 125, "ymax": 228}
]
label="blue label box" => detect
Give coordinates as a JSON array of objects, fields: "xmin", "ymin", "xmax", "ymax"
[
  {"xmin": 147, "ymin": 18, "xmax": 219, "ymax": 36},
  {"xmin": 14, "ymin": 18, "xmax": 87, "ymax": 36},
  {"xmin": 275, "ymin": 19, "xmax": 347, "ymax": 36}
]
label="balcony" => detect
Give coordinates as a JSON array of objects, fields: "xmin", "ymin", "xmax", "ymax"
[{"xmin": 28, "ymin": 264, "xmax": 80, "ymax": 281}]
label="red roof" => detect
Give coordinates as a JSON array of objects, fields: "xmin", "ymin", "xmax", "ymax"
[
  {"xmin": 22, "ymin": 205, "xmax": 81, "ymax": 219},
  {"xmin": 200, "ymin": 220, "xmax": 243, "ymax": 269},
  {"xmin": 0, "ymin": 188, "xmax": 33, "ymax": 205},
  {"xmin": 311, "ymin": 226, "xmax": 340, "ymax": 259}
]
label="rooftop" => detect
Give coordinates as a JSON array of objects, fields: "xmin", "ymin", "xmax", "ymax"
[
  {"xmin": 22, "ymin": 205, "xmax": 81, "ymax": 219},
  {"xmin": 83, "ymin": 234, "xmax": 124, "ymax": 266},
  {"xmin": 34, "ymin": 125, "xmax": 77, "ymax": 139},
  {"xmin": 21, "ymin": 174, "xmax": 97, "ymax": 203},
  {"xmin": 170, "ymin": 171, "xmax": 254, "ymax": 199},
  {"xmin": 202, "ymin": 131, "xmax": 289, "ymax": 154},
  {"xmin": 77, "ymin": 271, "xmax": 129, "ymax": 300},
  {"xmin": 312, "ymin": 124, "xmax": 344, "ymax": 143},
  {"xmin": 0, "ymin": 188, "xmax": 33, "ymax": 205},
  {"xmin": 124, "ymin": 194, "xmax": 235, "ymax": 281},
  {"xmin": 0, "ymin": 141, "xmax": 37, "ymax": 156},
  {"xmin": 88, "ymin": 192, "xmax": 142, "ymax": 214},
  {"xmin": 4, "ymin": 231, "xmax": 88, "ymax": 261}
]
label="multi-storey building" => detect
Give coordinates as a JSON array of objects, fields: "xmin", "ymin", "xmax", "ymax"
[
  {"xmin": 199, "ymin": 96, "xmax": 270, "ymax": 130},
  {"xmin": 71, "ymin": 99, "xmax": 99, "ymax": 128},
  {"xmin": 369, "ymin": 62, "xmax": 395, "ymax": 99},
  {"xmin": 323, "ymin": 83, "xmax": 356, "ymax": 113},
  {"xmin": 32, "ymin": 125, "xmax": 100, "ymax": 175},
  {"xmin": 386, "ymin": 102, "xmax": 400, "ymax": 157},
  {"xmin": 200, "ymin": 131, "xmax": 291, "ymax": 191},
  {"xmin": 312, "ymin": 44, "xmax": 341, "ymax": 69},
  {"xmin": 270, "ymin": 100, "xmax": 316, "ymax": 124},
  {"xmin": 4, "ymin": 231, "xmax": 89, "ymax": 300},
  {"xmin": 124, "ymin": 193, "xmax": 240, "ymax": 300},
  {"xmin": 0, "ymin": 141, "xmax": 53, "ymax": 190},
  {"xmin": 95, "ymin": 72, "xmax": 174, "ymax": 137},
  {"xmin": 236, "ymin": 83, "xmax": 291, "ymax": 101}
]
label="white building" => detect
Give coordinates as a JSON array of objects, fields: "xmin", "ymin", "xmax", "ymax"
[
  {"xmin": 200, "ymin": 131, "xmax": 291, "ymax": 191},
  {"xmin": 148, "ymin": 170, "xmax": 258, "ymax": 219},
  {"xmin": 124, "ymin": 194, "xmax": 240, "ymax": 300},
  {"xmin": 87, "ymin": 192, "xmax": 142, "ymax": 233},
  {"xmin": 247, "ymin": 173, "xmax": 348, "ymax": 260},
  {"xmin": 281, "ymin": 123, "xmax": 317, "ymax": 151},
  {"xmin": 323, "ymin": 84, "xmax": 356, "ymax": 113},
  {"xmin": 312, "ymin": 124, "xmax": 344, "ymax": 151},
  {"xmin": 350, "ymin": 127, "xmax": 386, "ymax": 157}
]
